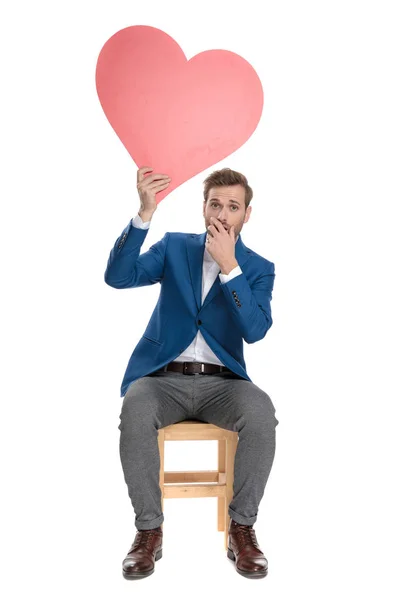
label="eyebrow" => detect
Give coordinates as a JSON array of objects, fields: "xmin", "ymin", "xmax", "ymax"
[{"xmin": 209, "ymin": 198, "xmax": 241, "ymax": 205}]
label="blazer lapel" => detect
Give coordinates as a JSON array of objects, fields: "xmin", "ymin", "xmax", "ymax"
[{"xmin": 186, "ymin": 231, "xmax": 251, "ymax": 312}]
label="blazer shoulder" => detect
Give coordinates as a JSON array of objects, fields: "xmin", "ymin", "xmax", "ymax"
[
  {"xmin": 246, "ymin": 248, "xmax": 275, "ymax": 272},
  {"xmin": 164, "ymin": 232, "xmax": 198, "ymax": 239},
  {"xmin": 263, "ymin": 257, "xmax": 275, "ymax": 272},
  {"xmin": 165, "ymin": 231, "xmax": 201, "ymax": 244}
]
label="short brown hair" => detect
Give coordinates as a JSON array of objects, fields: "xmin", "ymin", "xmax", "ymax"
[{"xmin": 203, "ymin": 168, "xmax": 253, "ymax": 209}]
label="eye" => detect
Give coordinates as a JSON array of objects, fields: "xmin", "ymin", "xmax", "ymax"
[{"xmin": 211, "ymin": 203, "xmax": 238, "ymax": 211}]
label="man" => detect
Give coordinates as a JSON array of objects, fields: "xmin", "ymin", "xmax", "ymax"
[{"xmin": 104, "ymin": 166, "xmax": 279, "ymax": 579}]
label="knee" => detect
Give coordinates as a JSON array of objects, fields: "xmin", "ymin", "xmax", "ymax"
[
  {"xmin": 263, "ymin": 392, "xmax": 279, "ymax": 428},
  {"xmin": 244, "ymin": 393, "xmax": 279, "ymax": 431},
  {"xmin": 118, "ymin": 393, "xmax": 157, "ymax": 432}
]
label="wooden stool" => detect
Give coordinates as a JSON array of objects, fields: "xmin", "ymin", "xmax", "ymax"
[{"xmin": 157, "ymin": 419, "xmax": 238, "ymax": 550}]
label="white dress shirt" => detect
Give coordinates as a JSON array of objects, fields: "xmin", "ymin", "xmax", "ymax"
[{"xmin": 131, "ymin": 214, "xmax": 242, "ymax": 365}]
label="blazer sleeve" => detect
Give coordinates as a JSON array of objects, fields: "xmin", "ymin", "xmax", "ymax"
[
  {"xmin": 104, "ymin": 220, "xmax": 170, "ymax": 289},
  {"xmin": 219, "ymin": 261, "xmax": 275, "ymax": 344}
]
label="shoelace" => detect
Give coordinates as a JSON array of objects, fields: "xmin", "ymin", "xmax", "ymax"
[
  {"xmin": 234, "ymin": 524, "xmax": 259, "ymax": 552},
  {"xmin": 132, "ymin": 529, "xmax": 159, "ymax": 551}
]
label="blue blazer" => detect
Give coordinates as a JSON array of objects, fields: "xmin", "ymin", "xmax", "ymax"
[{"xmin": 104, "ymin": 220, "xmax": 275, "ymax": 397}]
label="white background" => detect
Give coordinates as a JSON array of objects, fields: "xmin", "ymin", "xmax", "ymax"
[{"xmin": 1, "ymin": 0, "xmax": 399, "ymax": 597}]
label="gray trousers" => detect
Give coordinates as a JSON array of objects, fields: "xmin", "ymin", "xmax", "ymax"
[{"xmin": 118, "ymin": 369, "xmax": 279, "ymax": 530}]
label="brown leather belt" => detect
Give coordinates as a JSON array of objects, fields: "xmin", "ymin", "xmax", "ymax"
[{"xmin": 157, "ymin": 361, "xmax": 232, "ymax": 375}]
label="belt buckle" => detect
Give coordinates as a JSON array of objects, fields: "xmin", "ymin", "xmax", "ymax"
[{"xmin": 183, "ymin": 362, "xmax": 205, "ymax": 375}]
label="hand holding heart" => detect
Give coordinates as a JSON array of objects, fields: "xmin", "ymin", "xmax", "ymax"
[
  {"xmin": 206, "ymin": 218, "xmax": 237, "ymax": 270},
  {"xmin": 137, "ymin": 166, "xmax": 171, "ymax": 214}
]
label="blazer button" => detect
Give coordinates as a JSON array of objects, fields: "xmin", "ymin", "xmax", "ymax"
[{"xmin": 197, "ymin": 320, "xmax": 202, "ymax": 325}]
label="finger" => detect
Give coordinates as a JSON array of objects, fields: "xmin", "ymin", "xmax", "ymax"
[
  {"xmin": 137, "ymin": 166, "xmax": 153, "ymax": 183},
  {"xmin": 146, "ymin": 179, "xmax": 171, "ymax": 190},
  {"xmin": 137, "ymin": 177, "xmax": 170, "ymax": 192},
  {"xmin": 211, "ymin": 219, "xmax": 223, "ymax": 232},
  {"xmin": 211, "ymin": 218, "xmax": 227, "ymax": 231},
  {"xmin": 140, "ymin": 173, "xmax": 171, "ymax": 186},
  {"xmin": 149, "ymin": 181, "xmax": 171, "ymax": 192},
  {"xmin": 208, "ymin": 223, "xmax": 221, "ymax": 235}
]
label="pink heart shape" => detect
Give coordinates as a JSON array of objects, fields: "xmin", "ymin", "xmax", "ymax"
[{"xmin": 96, "ymin": 25, "xmax": 263, "ymax": 203}]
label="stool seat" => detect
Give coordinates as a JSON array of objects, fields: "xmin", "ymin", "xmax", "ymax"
[{"xmin": 157, "ymin": 419, "xmax": 238, "ymax": 550}]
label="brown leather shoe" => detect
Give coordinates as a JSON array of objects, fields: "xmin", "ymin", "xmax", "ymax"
[
  {"xmin": 122, "ymin": 526, "xmax": 163, "ymax": 579},
  {"xmin": 227, "ymin": 518, "xmax": 268, "ymax": 578}
]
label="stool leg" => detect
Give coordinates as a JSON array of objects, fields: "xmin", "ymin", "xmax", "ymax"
[
  {"xmin": 157, "ymin": 429, "xmax": 165, "ymax": 531},
  {"xmin": 218, "ymin": 439, "xmax": 226, "ymax": 532},
  {"xmin": 225, "ymin": 432, "xmax": 238, "ymax": 550}
]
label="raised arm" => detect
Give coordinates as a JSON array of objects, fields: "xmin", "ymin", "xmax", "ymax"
[{"xmin": 104, "ymin": 166, "xmax": 171, "ymax": 288}]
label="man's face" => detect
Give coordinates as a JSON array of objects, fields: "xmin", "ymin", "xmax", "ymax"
[{"xmin": 203, "ymin": 184, "xmax": 251, "ymax": 242}]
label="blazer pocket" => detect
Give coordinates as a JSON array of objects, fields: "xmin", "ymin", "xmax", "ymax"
[{"xmin": 142, "ymin": 335, "xmax": 162, "ymax": 346}]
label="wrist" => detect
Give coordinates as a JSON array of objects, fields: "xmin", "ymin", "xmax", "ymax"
[
  {"xmin": 138, "ymin": 209, "xmax": 155, "ymax": 222},
  {"xmin": 220, "ymin": 259, "xmax": 239, "ymax": 275}
]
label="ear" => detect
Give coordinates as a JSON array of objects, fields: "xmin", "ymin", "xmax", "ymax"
[{"xmin": 244, "ymin": 206, "xmax": 252, "ymax": 223}]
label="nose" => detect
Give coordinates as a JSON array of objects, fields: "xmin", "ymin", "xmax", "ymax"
[{"xmin": 216, "ymin": 213, "xmax": 228, "ymax": 226}]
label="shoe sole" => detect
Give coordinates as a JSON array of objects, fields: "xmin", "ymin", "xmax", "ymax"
[
  {"xmin": 122, "ymin": 548, "xmax": 163, "ymax": 579},
  {"xmin": 227, "ymin": 547, "xmax": 268, "ymax": 579}
]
